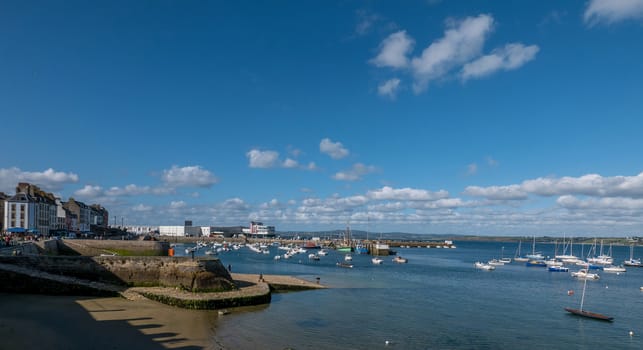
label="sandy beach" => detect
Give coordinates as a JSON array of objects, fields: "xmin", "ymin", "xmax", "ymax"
[{"xmin": 0, "ymin": 293, "xmax": 223, "ymax": 350}]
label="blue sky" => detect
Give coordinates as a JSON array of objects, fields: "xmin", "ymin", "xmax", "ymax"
[{"xmin": 2, "ymin": 0, "xmax": 643, "ymax": 236}]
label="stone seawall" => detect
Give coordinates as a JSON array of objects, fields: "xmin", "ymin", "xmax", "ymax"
[
  {"xmin": 50, "ymin": 239, "xmax": 170, "ymax": 256},
  {"xmin": 0, "ymin": 256, "xmax": 235, "ymax": 293}
]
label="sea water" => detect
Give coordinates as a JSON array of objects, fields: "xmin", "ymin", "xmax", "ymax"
[{"xmin": 176, "ymin": 241, "xmax": 643, "ymax": 349}]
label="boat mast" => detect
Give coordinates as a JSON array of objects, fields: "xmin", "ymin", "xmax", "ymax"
[{"xmin": 579, "ymin": 277, "xmax": 588, "ymax": 312}]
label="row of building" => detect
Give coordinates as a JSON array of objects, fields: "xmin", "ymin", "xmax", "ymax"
[
  {"xmin": 1, "ymin": 183, "xmax": 109, "ymax": 236},
  {"xmin": 126, "ymin": 220, "xmax": 276, "ymax": 238}
]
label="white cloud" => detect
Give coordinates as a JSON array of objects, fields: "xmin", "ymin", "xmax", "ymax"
[
  {"xmin": 466, "ymin": 173, "xmax": 643, "ymax": 200},
  {"xmin": 132, "ymin": 204, "xmax": 153, "ymax": 212},
  {"xmin": 170, "ymin": 200, "xmax": 187, "ymax": 209},
  {"xmin": 162, "ymin": 165, "xmax": 218, "ymax": 188},
  {"xmin": 584, "ymin": 0, "xmax": 643, "ymax": 25},
  {"xmin": 557, "ymin": 195, "xmax": 643, "ymax": 210},
  {"xmin": 411, "ymin": 14, "xmax": 494, "ymax": 92},
  {"xmin": 320, "ymin": 138, "xmax": 349, "ymax": 159},
  {"xmin": 246, "ymin": 149, "xmax": 280, "ymax": 168},
  {"xmin": 464, "ymin": 185, "xmax": 528, "ymax": 200},
  {"xmin": 0, "ymin": 167, "xmax": 79, "ymax": 193},
  {"xmin": 282, "ymin": 158, "xmax": 299, "ymax": 168},
  {"xmin": 306, "ymin": 162, "xmax": 318, "ymax": 171},
  {"xmin": 370, "ymin": 30, "xmax": 415, "ymax": 68},
  {"xmin": 74, "ymin": 185, "xmax": 104, "ymax": 198},
  {"xmin": 367, "ymin": 186, "xmax": 449, "ymax": 201},
  {"xmin": 333, "ymin": 163, "xmax": 376, "ymax": 181},
  {"xmin": 461, "ymin": 43, "xmax": 539, "ymax": 80},
  {"xmin": 377, "ymin": 78, "xmax": 401, "ymax": 99}
]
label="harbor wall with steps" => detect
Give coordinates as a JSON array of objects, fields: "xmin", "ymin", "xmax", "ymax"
[{"xmin": 0, "ymin": 255, "xmax": 235, "ymax": 293}]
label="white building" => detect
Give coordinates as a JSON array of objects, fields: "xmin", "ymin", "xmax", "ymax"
[{"xmin": 159, "ymin": 225, "xmax": 201, "ymax": 237}]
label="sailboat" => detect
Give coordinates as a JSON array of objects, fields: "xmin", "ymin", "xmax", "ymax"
[
  {"xmin": 623, "ymin": 244, "xmax": 642, "ymax": 267},
  {"xmin": 564, "ymin": 277, "xmax": 613, "ymax": 321},
  {"xmin": 513, "ymin": 241, "xmax": 529, "ymax": 262},
  {"xmin": 525, "ymin": 236, "xmax": 545, "ymax": 260}
]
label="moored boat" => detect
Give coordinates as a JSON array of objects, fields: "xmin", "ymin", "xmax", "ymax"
[
  {"xmin": 564, "ymin": 276, "xmax": 613, "ymax": 322},
  {"xmin": 372, "ymin": 257, "xmax": 383, "ymax": 265},
  {"xmin": 548, "ymin": 265, "xmax": 569, "ymax": 272},
  {"xmin": 336, "ymin": 261, "xmax": 353, "ymax": 268},
  {"xmin": 474, "ymin": 261, "xmax": 495, "ymax": 270},
  {"xmin": 571, "ymin": 268, "xmax": 600, "ymax": 280},
  {"xmin": 564, "ymin": 307, "xmax": 614, "ymax": 322},
  {"xmin": 392, "ymin": 256, "xmax": 408, "ymax": 263}
]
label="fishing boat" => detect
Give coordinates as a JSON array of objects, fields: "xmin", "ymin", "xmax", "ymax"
[
  {"xmin": 336, "ymin": 224, "xmax": 354, "ymax": 252},
  {"xmin": 564, "ymin": 276, "xmax": 613, "ymax": 321},
  {"xmin": 371, "ymin": 257, "xmax": 383, "ymax": 265}
]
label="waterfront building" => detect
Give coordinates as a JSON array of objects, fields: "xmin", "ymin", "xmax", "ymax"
[
  {"xmin": 2, "ymin": 183, "xmax": 57, "ymax": 236},
  {"xmin": 63, "ymin": 198, "xmax": 91, "ymax": 233},
  {"xmin": 248, "ymin": 221, "xmax": 276, "ymax": 238},
  {"xmin": 1, "ymin": 183, "xmax": 109, "ymax": 236},
  {"xmin": 0, "ymin": 192, "xmax": 8, "ymax": 231}
]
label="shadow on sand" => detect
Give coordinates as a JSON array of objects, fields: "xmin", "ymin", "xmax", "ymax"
[{"xmin": 0, "ymin": 293, "xmax": 219, "ymax": 350}]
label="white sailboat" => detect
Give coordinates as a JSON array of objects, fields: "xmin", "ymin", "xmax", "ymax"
[
  {"xmin": 623, "ymin": 245, "xmax": 642, "ymax": 267},
  {"xmin": 513, "ymin": 240, "xmax": 529, "ymax": 262},
  {"xmin": 525, "ymin": 236, "xmax": 544, "ymax": 260}
]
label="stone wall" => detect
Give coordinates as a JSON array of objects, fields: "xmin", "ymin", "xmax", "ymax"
[
  {"xmin": 0, "ymin": 256, "xmax": 235, "ymax": 293},
  {"xmin": 51, "ymin": 239, "xmax": 170, "ymax": 256}
]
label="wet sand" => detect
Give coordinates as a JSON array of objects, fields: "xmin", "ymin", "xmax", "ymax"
[{"xmin": 0, "ymin": 293, "xmax": 223, "ymax": 350}]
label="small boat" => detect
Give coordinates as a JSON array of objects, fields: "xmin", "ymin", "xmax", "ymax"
[
  {"xmin": 548, "ymin": 266, "xmax": 569, "ymax": 272},
  {"xmin": 392, "ymin": 256, "xmax": 408, "ymax": 263},
  {"xmin": 602, "ymin": 265, "xmax": 626, "ymax": 273},
  {"xmin": 371, "ymin": 257, "xmax": 383, "ymax": 265},
  {"xmin": 564, "ymin": 307, "xmax": 614, "ymax": 322},
  {"xmin": 525, "ymin": 259, "xmax": 547, "ymax": 267},
  {"xmin": 318, "ymin": 249, "xmax": 329, "ymax": 256},
  {"xmin": 308, "ymin": 253, "xmax": 320, "ymax": 261},
  {"xmin": 344, "ymin": 254, "xmax": 353, "ymax": 261},
  {"xmin": 474, "ymin": 261, "xmax": 495, "ymax": 270},
  {"xmin": 571, "ymin": 268, "xmax": 600, "ymax": 280},
  {"xmin": 336, "ymin": 262, "xmax": 353, "ymax": 268},
  {"xmin": 487, "ymin": 259, "xmax": 505, "ymax": 266},
  {"xmin": 564, "ymin": 277, "xmax": 613, "ymax": 322}
]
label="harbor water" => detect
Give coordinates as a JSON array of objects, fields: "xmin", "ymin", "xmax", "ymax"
[{"xmin": 177, "ymin": 241, "xmax": 643, "ymax": 349}]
